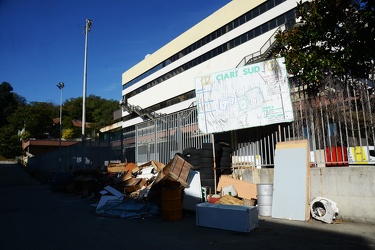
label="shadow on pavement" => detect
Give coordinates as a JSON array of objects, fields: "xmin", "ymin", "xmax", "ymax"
[{"xmin": 0, "ymin": 162, "xmax": 374, "ymax": 250}]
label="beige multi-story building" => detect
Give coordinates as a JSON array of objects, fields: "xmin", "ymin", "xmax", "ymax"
[{"xmin": 105, "ymin": 0, "xmax": 298, "ymax": 163}]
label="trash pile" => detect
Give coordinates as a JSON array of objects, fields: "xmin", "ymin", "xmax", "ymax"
[{"xmin": 49, "ymin": 152, "xmax": 260, "ymax": 224}]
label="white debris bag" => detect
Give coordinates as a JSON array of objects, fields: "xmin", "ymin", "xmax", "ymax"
[{"xmin": 310, "ymin": 197, "xmax": 339, "ymax": 224}]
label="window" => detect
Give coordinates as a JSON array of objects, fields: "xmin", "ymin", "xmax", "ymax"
[
  {"xmin": 254, "ymin": 27, "xmax": 261, "ymax": 36},
  {"xmin": 286, "ymin": 9, "xmax": 295, "ymax": 21},
  {"xmin": 245, "ymin": 12, "xmax": 252, "ymax": 22},
  {"xmin": 240, "ymin": 33, "xmax": 247, "ymax": 44},
  {"xmin": 234, "ymin": 36, "xmax": 240, "ymax": 46},
  {"xmin": 269, "ymin": 19, "xmax": 277, "ymax": 30},
  {"xmin": 227, "ymin": 22, "xmax": 233, "ymax": 32},
  {"xmin": 267, "ymin": 0, "xmax": 276, "ymax": 9},
  {"xmin": 276, "ymin": 15, "xmax": 285, "ymax": 26},
  {"xmin": 252, "ymin": 9, "xmax": 259, "ymax": 18},
  {"xmin": 259, "ymin": 3, "xmax": 267, "ymax": 14},
  {"xmin": 125, "ymin": 0, "xmax": 292, "ymax": 97},
  {"xmin": 248, "ymin": 30, "xmax": 254, "ymax": 40},
  {"xmin": 261, "ymin": 23, "xmax": 269, "ymax": 33},
  {"xmin": 239, "ymin": 15, "xmax": 246, "ymax": 25}
]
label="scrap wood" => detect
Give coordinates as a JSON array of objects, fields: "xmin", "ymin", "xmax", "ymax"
[
  {"xmin": 138, "ymin": 160, "xmax": 165, "ymax": 173},
  {"xmin": 122, "ymin": 178, "xmax": 147, "ymax": 194},
  {"xmin": 106, "ymin": 162, "xmax": 137, "ymax": 173},
  {"xmin": 215, "ymin": 195, "xmax": 244, "ymax": 206},
  {"xmin": 217, "ymin": 175, "xmax": 257, "ymax": 200},
  {"xmin": 106, "ymin": 162, "xmax": 127, "ymax": 173}
]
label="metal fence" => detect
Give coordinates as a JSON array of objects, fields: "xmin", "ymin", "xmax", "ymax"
[
  {"xmin": 135, "ymin": 78, "xmax": 375, "ymax": 168},
  {"xmin": 135, "ymin": 108, "xmax": 212, "ymax": 164},
  {"xmin": 29, "ymin": 78, "xmax": 374, "ymax": 173},
  {"xmin": 26, "ymin": 137, "xmax": 123, "ymax": 173}
]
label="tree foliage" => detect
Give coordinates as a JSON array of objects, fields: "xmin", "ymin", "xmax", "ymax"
[
  {"xmin": 0, "ymin": 82, "xmax": 119, "ymax": 158},
  {"xmin": 275, "ymin": 0, "xmax": 375, "ymax": 96},
  {"xmin": 62, "ymin": 128, "xmax": 75, "ymax": 140},
  {"xmin": 0, "ymin": 125, "xmax": 22, "ymax": 159},
  {"xmin": 8, "ymin": 101, "xmax": 58, "ymax": 139},
  {"xmin": 0, "ymin": 82, "xmax": 25, "ymax": 127},
  {"xmin": 63, "ymin": 95, "xmax": 119, "ymax": 135}
]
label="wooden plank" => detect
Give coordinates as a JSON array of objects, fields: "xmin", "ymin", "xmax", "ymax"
[
  {"xmin": 215, "ymin": 195, "xmax": 244, "ymax": 205},
  {"xmin": 272, "ymin": 140, "xmax": 310, "ymax": 221},
  {"xmin": 217, "ymin": 175, "xmax": 257, "ymax": 200}
]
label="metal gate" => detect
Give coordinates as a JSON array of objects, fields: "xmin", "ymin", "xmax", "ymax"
[{"xmin": 135, "ymin": 108, "xmax": 211, "ymax": 164}]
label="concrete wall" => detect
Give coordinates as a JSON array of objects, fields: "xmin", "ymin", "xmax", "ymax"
[{"xmin": 233, "ymin": 167, "xmax": 375, "ymax": 223}]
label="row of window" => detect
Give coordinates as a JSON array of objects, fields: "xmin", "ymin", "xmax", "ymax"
[
  {"xmin": 124, "ymin": 9, "xmax": 295, "ymax": 100},
  {"xmin": 122, "ymin": 91, "xmax": 196, "ymax": 123},
  {"xmin": 123, "ymin": 0, "xmax": 286, "ymax": 90}
]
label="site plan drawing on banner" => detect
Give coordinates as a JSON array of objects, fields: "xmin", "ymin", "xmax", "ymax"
[{"xmin": 194, "ymin": 57, "xmax": 294, "ymax": 134}]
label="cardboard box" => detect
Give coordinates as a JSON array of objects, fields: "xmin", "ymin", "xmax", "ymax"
[
  {"xmin": 123, "ymin": 178, "xmax": 147, "ymax": 193},
  {"xmin": 196, "ymin": 203, "xmax": 259, "ymax": 232},
  {"xmin": 217, "ymin": 175, "xmax": 257, "ymax": 200},
  {"xmin": 153, "ymin": 154, "xmax": 192, "ymax": 188},
  {"xmin": 137, "ymin": 160, "xmax": 165, "ymax": 173}
]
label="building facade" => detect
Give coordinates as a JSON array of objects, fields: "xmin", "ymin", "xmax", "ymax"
[
  {"xmin": 121, "ymin": 0, "xmax": 295, "ymax": 120},
  {"xmin": 103, "ymin": 0, "xmax": 374, "ymax": 168},
  {"xmin": 113, "ymin": 0, "xmax": 298, "ymax": 162}
]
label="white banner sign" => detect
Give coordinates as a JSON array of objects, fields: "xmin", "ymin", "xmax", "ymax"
[{"xmin": 195, "ymin": 57, "xmax": 294, "ymax": 134}]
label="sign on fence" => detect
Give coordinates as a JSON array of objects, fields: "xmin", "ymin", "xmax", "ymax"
[{"xmin": 194, "ymin": 57, "xmax": 294, "ymax": 134}]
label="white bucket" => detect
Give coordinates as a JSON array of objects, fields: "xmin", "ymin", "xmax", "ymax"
[
  {"xmin": 257, "ymin": 195, "xmax": 273, "ymax": 205},
  {"xmin": 257, "ymin": 183, "xmax": 273, "ymax": 216},
  {"xmin": 257, "ymin": 183, "xmax": 273, "ymax": 196},
  {"xmin": 258, "ymin": 205, "xmax": 272, "ymax": 216}
]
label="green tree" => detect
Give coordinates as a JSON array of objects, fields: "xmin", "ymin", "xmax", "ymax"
[
  {"xmin": 62, "ymin": 128, "xmax": 75, "ymax": 140},
  {"xmin": 8, "ymin": 102, "xmax": 58, "ymax": 139},
  {"xmin": 0, "ymin": 82, "xmax": 25, "ymax": 127},
  {"xmin": 0, "ymin": 125, "xmax": 22, "ymax": 159},
  {"xmin": 63, "ymin": 95, "xmax": 119, "ymax": 138},
  {"xmin": 275, "ymin": 0, "xmax": 375, "ymax": 96}
]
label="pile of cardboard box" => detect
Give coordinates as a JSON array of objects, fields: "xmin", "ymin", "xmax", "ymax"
[{"xmin": 95, "ymin": 154, "xmax": 260, "ymax": 232}]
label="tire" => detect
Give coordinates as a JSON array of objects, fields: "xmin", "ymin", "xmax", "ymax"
[
  {"xmin": 188, "ymin": 159, "xmax": 201, "ymax": 167},
  {"xmin": 188, "ymin": 154, "xmax": 200, "ymax": 162},
  {"xmin": 201, "ymin": 178, "xmax": 215, "ymax": 187},
  {"xmin": 221, "ymin": 168, "xmax": 232, "ymax": 175},
  {"xmin": 218, "ymin": 141, "xmax": 231, "ymax": 147},
  {"xmin": 199, "ymin": 173, "xmax": 215, "ymax": 179},
  {"xmin": 221, "ymin": 146, "xmax": 233, "ymax": 153},
  {"xmin": 201, "ymin": 143, "xmax": 214, "ymax": 149},
  {"xmin": 218, "ymin": 160, "xmax": 232, "ymax": 167},
  {"xmin": 198, "ymin": 149, "xmax": 214, "ymax": 157},
  {"xmin": 198, "ymin": 166, "xmax": 215, "ymax": 175},
  {"xmin": 198, "ymin": 162, "xmax": 214, "ymax": 168},
  {"xmin": 183, "ymin": 147, "xmax": 196, "ymax": 156},
  {"xmin": 198, "ymin": 157, "xmax": 214, "ymax": 164}
]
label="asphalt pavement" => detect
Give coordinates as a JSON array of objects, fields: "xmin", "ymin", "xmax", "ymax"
[{"xmin": 1, "ymin": 161, "xmax": 374, "ymax": 250}]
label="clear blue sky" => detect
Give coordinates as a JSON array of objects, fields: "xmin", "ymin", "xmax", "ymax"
[{"xmin": 0, "ymin": 0, "xmax": 230, "ymax": 104}]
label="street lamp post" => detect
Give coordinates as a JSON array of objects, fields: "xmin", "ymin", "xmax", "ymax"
[
  {"xmin": 82, "ymin": 18, "xmax": 92, "ymax": 169},
  {"xmin": 57, "ymin": 82, "xmax": 65, "ymax": 170},
  {"xmin": 82, "ymin": 18, "xmax": 92, "ymax": 142}
]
